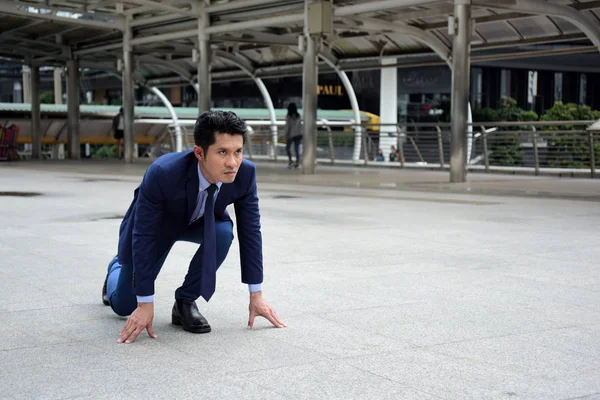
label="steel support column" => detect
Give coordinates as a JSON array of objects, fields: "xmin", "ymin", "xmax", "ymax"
[
  {"xmin": 380, "ymin": 58, "xmax": 398, "ymax": 164},
  {"xmin": 30, "ymin": 65, "xmax": 41, "ymax": 160},
  {"xmin": 198, "ymin": 2, "xmax": 211, "ymax": 113},
  {"xmin": 54, "ymin": 34, "xmax": 63, "ymax": 106},
  {"xmin": 52, "ymin": 66, "xmax": 64, "ymax": 159},
  {"xmin": 450, "ymin": 0, "xmax": 471, "ymax": 183},
  {"xmin": 22, "ymin": 66, "xmax": 30, "ymax": 103},
  {"xmin": 302, "ymin": 35, "xmax": 318, "ymax": 174},
  {"xmin": 53, "ymin": 67, "xmax": 62, "ymax": 104},
  {"xmin": 123, "ymin": 17, "xmax": 135, "ymax": 163},
  {"xmin": 66, "ymin": 59, "xmax": 80, "ymax": 159}
]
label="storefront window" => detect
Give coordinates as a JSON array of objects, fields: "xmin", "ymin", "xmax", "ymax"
[{"xmin": 397, "ymin": 67, "xmax": 451, "ymax": 123}]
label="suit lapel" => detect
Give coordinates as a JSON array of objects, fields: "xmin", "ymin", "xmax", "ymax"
[{"xmin": 186, "ymin": 158, "xmax": 199, "ymax": 223}]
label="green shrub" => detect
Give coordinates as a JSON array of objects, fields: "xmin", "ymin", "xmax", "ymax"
[
  {"xmin": 472, "ymin": 107, "xmax": 499, "ymax": 123},
  {"xmin": 522, "ymin": 111, "xmax": 539, "ymax": 122},
  {"xmin": 93, "ymin": 145, "xmax": 118, "ymax": 159},
  {"xmin": 40, "ymin": 91, "xmax": 54, "ymax": 104},
  {"xmin": 540, "ymin": 102, "xmax": 600, "ymax": 168},
  {"xmin": 481, "ymin": 97, "xmax": 538, "ymax": 166},
  {"xmin": 541, "ymin": 102, "xmax": 600, "ymax": 124}
]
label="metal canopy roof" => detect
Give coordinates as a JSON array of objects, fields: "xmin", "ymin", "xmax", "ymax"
[{"xmin": 1, "ymin": 0, "xmax": 599, "ymax": 86}]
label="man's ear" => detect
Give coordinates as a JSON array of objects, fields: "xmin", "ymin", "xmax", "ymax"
[{"xmin": 193, "ymin": 145, "xmax": 204, "ymax": 161}]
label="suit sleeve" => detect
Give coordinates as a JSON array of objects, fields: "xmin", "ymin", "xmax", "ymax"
[
  {"xmin": 233, "ymin": 165, "xmax": 264, "ymax": 285},
  {"xmin": 131, "ymin": 163, "xmax": 166, "ymax": 296}
]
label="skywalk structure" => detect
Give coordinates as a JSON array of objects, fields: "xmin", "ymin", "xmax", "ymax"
[{"xmin": 1, "ymin": 0, "xmax": 600, "ymax": 182}]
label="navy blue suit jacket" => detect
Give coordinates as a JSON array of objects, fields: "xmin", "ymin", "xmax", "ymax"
[{"xmin": 117, "ymin": 151, "xmax": 263, "ymax": 296}]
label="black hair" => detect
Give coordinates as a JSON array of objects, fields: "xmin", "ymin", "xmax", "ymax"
[
  {"xmin": 193, "ymin": 110, "xmax": 247, "ymax": 152},
  {"xmin": 287, "ymin": 102, "xmax": 299, "ymax": 118}
]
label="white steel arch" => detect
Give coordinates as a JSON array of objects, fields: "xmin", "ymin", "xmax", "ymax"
[
  {"xmin": 149, "ymin": 86, "xmax": 184, "ymax": 152},
  {"xmin": 110, "ymin": 71, "xmax": 185, "ymax": 153},
  {"xmin": 318, "ymin": 49, "xmax": 364, "ymax": 162},
  {"xmin": 215, "ymin": 50, "xmax": 279, "ymax": 160}
]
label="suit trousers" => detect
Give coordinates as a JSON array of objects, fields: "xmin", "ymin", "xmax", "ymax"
[{"xmin": 106, "ymin": 219, "xmax": 234, "ymax": 316}]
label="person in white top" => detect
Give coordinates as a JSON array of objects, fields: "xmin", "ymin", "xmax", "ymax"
[{"xmin": 111, "ymin": 107, "xmax": 124, "ymax": 159}]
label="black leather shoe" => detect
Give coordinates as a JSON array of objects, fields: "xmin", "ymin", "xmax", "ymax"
[
  {"xmin": 172, "ymin": 299, "xmax": 211, "ymax": 333},
  {"xmin": 102, "ymin": 273, "xmax": 109, "ymax": 306}
]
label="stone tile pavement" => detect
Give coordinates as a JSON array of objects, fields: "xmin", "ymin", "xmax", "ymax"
[{"xmin": 1, "ymin": 159, "xmax": 599, "ymax": 399}]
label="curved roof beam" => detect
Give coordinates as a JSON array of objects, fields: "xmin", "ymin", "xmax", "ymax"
[
  {"xmin": 343, "ymin": 17, "xmax": 452, "ymax": 67},
  {"xmin": 486, "ymin": 0, "xmax": 600, "ymax": 51},
  {"xmin": 137, "ymin": 56, "xmax": 195, "ymax": 85},
  {"xmin": 214, "ymin": 50, "xmax": 256, "ymax": 76}
]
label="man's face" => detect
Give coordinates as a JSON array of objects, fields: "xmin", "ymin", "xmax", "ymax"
[{"xmin": 194, "ymin": 133, "xmax": 244, "ymax": 184}]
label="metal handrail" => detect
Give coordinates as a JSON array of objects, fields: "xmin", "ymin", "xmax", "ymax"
[
  {"xmin": 353, "ymin": 120, "xmax": 598, "ymax": 128},
  {"xmin": 245, "ymin": 120, "xmax": 598, "ymax": 178}
]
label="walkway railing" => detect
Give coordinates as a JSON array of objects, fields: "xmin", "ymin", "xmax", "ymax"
[{"xmin": 237, "ymin": 120, "xmax": 599, "ymax": 178}]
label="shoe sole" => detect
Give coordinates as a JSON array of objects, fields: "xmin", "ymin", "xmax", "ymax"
[{"xmin": 172, "ymin": 314, "xmax": 211, "ymax": 333}]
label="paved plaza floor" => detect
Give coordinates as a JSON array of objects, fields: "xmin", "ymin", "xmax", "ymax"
[{"xmin": 1, "ymin": 159, "xmax": 599, "ymax": 399}]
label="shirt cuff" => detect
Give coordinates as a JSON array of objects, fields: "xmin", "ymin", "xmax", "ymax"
[
  {"xmin": 136, "ymin": 295, "xmax": 154, "ymax": 303},
  {"xmin": 248, "ymin": 283, "xmax": 262, "ymax": 292}
]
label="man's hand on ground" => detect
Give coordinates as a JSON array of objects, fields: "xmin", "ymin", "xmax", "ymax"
[
  {"xmin": 118, "ymin": 302, "xmax": 157, "ymax": 344},
  {"xmin": 248, "ymin": 291, "xmax": 287, "ymax": 329}
]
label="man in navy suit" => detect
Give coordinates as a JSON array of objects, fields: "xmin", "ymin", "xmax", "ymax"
[{"xmin": 102, "ymin": 110, "xmax": 286, "ymax": 344}]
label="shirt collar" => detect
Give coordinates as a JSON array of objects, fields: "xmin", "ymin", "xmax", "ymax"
[{"xmin": 197, "ymin": 164, "xmax": 222, "ymax": 192}]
